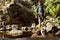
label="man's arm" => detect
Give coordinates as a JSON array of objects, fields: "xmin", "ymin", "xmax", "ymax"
[{"xmin": 43, "ymin": 6, "xmax": 46, "ymax": 17}]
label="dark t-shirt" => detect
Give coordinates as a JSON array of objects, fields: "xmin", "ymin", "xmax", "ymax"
[{"xmin": 37, "ymin": 5, "xmax": 44, "ymax": 16}]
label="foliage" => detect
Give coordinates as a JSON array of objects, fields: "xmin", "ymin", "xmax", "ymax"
[
  {"xmin": 31, "ymin": 4, "xmax": 37, "ymax": 16},
  {"xmin": 56, "ymin": 16, "xmax": 60, "ymax": 24},
  {"xmin": 44, "ymin": 0, "xmax": 60, "ymax": 17}
]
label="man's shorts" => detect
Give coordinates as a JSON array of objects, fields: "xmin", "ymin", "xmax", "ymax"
[{"xmin": 38, "ymin": 13, "xmax": 44, "ymax": 22}]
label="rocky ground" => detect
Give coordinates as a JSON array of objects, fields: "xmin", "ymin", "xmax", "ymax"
[{"xmin": 0, "ymin": 0, "xmax": 60, "ymax": 38}]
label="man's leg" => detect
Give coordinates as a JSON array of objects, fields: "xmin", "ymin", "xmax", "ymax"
[{"xmin": 38, "ymin": 15, "xmax": 41, "ymax": 29}]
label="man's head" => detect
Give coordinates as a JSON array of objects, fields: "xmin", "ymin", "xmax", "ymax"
[{"xmin": 37, "ymin": 0, "xmax": 43, "ymax": 5}]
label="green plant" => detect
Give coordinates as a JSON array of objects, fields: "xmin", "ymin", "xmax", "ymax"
[
  {"xmin": 31, "ymin": 4, "xmax": 37, "ymax": 16},
  {"xmin": 56, "ymin": 16, "xmax": 60, "ymax": 24},
  {"xmin": 44, "ymin": 0, "xmax": 60, "ymax": 17}
]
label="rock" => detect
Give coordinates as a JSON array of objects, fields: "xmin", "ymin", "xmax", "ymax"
[
  {"xmin": 6, "ymin": 25, "xmax": 11, "ymax": 30},
  {"xmin": 58, "ymin": 26, "xmax": 60, "ymax": 29},
  {"xmin": 55, "ymin": 31, "xmax": 60, "ymax": 36},
  {"xmin": 31, "ymin": 29, "xmax": 38, "ymax": 37},
  {"xmin": 6, "ymin": 29, "xmax": 23, "ymax": 36},
  {"xmin": 0, "ymin": 28, "xmax": 4, "ymax": 31},
  {"xmin": 31, "ymin": 33, "xmax": 38, "ymax": 37},
  {"xmin": 21, "ymin": 27, "xmax": 26, "ymax": 30},
  {"xmin": 31, "ymin": 23, "xmax": 35, "ymax": 28},
  {"xmin": 46, "ymin": 22, "xmax": 53, "ymax": 32},
  {"xmin": 7, "ymin": 2, "xmax": 34, "ymax": 27},
  {"xmin": 49, "ymin": 18, "xmax": 54, "ymax": 21},
  {"xmin": 11, "ymin": 24, "xmax": 18, "ymax": 30}
]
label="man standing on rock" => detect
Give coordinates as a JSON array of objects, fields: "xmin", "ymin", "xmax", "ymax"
[
  {"xmin": 37, "ymin": 0, "xmax": 45, "ymax": 28},
  {"xmin": 37, "ymin": 0, "xmax": 46, "ymax": 37}
]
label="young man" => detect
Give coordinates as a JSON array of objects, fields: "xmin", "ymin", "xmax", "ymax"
[
  {"xmin": 37, "ymin": 0, "xmax": 46, "ymax": 37},
  {"xmin": 37, "ymin": 0, "xmax": 45, "ymax": 27}
]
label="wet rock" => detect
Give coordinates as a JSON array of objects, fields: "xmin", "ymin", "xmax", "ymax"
[
  {"xmin": 31, "ymin": 33, "xmax": 38, "ymax": 37},
  {"xmin": 11, "ymin": 24, "xmax": 18, "ymax": 30},
  {"xmin": 31, "ymin": 23, "xmax": 35, "ymax": 28},
  {"xmin": 21, "ymin": 27, "xmax": 26, "ymax": 30},
  {"xmin": 6, "ymin": 25, "xmax": 11, "ymax": 30},
  {"xmin": 55, "ymin": 31, "xmax": 60, "ymax": 37},
  {"xmin": 6, "ymin": 29, "xmax": 23, "ymax": 36},
  {"xmin": 46, "ymin": 22, "xmax": 53, "ymax": 32},
  {"xmin": 58, "ymin": 26, "xmax": 60, "ymax": 29}
]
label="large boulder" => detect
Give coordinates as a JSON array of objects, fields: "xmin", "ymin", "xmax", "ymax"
[
  {"xmin": 46, "ymin": 22, "xmax": 53, "ymax": 32},
  {"xmin": 7, "ymin": 3, "xmax": 35, "ymax": 27}
]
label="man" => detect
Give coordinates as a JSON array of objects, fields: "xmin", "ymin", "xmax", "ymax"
[
  {"xmin": 37, "ymin": 0, "xmax": 45, "ymax": 28},
  {"xmin": 37, "ymin": 0, "xmax": 46, "ymax": 37}
]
